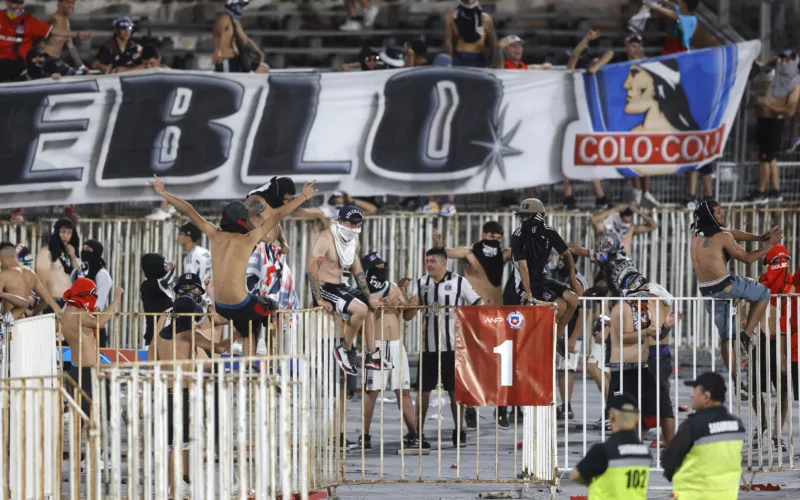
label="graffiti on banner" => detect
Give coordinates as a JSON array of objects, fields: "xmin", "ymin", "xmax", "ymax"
[{"xmin": 562, "ymin": 40, "xmax": 760, "ymax": 179}]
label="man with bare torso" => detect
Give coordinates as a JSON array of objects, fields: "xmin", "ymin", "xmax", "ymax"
[
  {"xmin": 608, "ymin": 283, "xmax": 678, "ymax": 444},
  {"xmin": 60, "ymin": 278, "xmax": 123, "ymax": 415},
  {"xmin": 592, "ymin": 205, "xmax": 659, "ymax": 256},
  {"xmin": 357, "ymin": 252, "xmax": 429, "ymax": 450},
  {"xmin": 42, "ymin": 0, "xmax": 83, "ymax": 69},
  {"xmin": 308, "ymin": 206, "xmax": 391, "ymax": 376},
  {"xmin": 150, "ymin": 175, "xmax": 316, "ymax": 353},
  {"xmin": 36, "ymin": 218, "xmax": 80, "ymax": 312},
  {"xmin": 212, "ymin": 0, "xmax": 268, "ymax": 74},
  {"xmin": 690, "ymin": 200, "xmax": 781, "ymax": 385},
  {"xmin": 444, "ymin": 0, "xmax": 497, "ymax": 68},
  {"xmin": 0, "ymin": 242, "xmax": 61, "ymax": 320}
]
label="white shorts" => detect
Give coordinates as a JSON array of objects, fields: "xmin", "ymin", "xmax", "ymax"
[
  {"xmin": 557, "ymin": 341, "xmax": 581, "ymax": 372},
  {"xmin": 365, "ymin": 340, "xmax": 410, "ymax": 391},
  {"xmin": 587, "ymin": 341, "xmax": 611, "ymax": 374}
]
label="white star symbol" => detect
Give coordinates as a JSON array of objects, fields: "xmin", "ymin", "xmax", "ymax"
[{"xmin": 470, "ymin": 105, "xmax": 523, "ymax": 187}]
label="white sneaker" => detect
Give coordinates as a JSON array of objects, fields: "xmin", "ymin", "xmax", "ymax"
[
  {"xmin": 643, "ymin": 191, "xmax": 660, "ymax": 207},
  {"xmin": 339, "ymin": 18, "xmax": 362, "ymax": 31},
  {"xmin": 438, "ymin": 202, "xmax": 457, "ymax": 216},
  {"xmin": 362, "ymin": 6, "xmax": 378, "ymax": 28},
  {"xmin": 631, "ymin": 188, "xmax": 643, "ymax": 206}
]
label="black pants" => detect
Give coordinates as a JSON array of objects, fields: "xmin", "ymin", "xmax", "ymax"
[{"xmin": 0, "ymin": 58, "xmax": 25, "ymax": 83}]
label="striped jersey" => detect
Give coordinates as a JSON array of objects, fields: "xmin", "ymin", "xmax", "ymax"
[
  {"xmin": 414, "ymin": 271, "xmax": 481, "ymax": 353},
  {"xmin": 183, "ymin": 245, "xmax": 212, "ymax": 284}
]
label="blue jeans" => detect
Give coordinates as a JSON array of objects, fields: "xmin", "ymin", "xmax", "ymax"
[
  {"xmin": 453, "ymin": 51, "xmax": 486, "ymax": 68},
  {"xmin": 703, "ymin": 276, "xmax": 769, "ymax": 342}
]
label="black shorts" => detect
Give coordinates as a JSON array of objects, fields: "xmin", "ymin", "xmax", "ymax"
[
  {"xmin": 167, "ymin": 388, "xmax": 191, "ymax": 450},
  {"xmin": 215, "ymin": 293, "xmax": 277, "ymax": 338},
  {"xmin": 528, "ymin": 275, "xmax": 572, "ymax": 303},
  {"xmin": 214, "ymin": 58, "xmax": 260, "ymax": 73},
  {"xmin": 793, "ymin": 362, "xmax": 799, "ymax": 401},
  {"xmin": 68, "ymin": 365, "xmax": 93, "ymax": 418},
  {"xmin": 751, "ymin": 337, "xmax": 788, "ymax": 394},
  {"xmin": 609, "ymin": 366, "xmax": 674, "ymax": 423},
  {"xmin": 418, "ymin": 351, "xmax": 455, "ymax": 393},
  {"xmin": 697, "ymin": 163, "xmax": 715, "ymax": 176},
  {"xmin": 757, "ymin": 117, "xmax": 785, "ymax": 163},
  {"xmin": 316, "ymin": 283, "xmax": 365, "ymax": 320},
  {"xmin": 0, "ymin": 58, "xmax": 25, "ymax": 83},
  {"xmin": 647, "ymin": 352, "xmax": 673, "ymax": 409}
]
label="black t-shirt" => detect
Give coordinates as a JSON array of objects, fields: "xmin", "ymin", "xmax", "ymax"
[
  {"xmin": 511, "ymin": 224, "xmax": 568, "ymax": 281},
  {"xmin": 140, "ymin": 279, "xmax": 174, "ymax": 345},
  {"xmin": 94, "ymin": 38, "xmax": 141, "ymax": 69}
]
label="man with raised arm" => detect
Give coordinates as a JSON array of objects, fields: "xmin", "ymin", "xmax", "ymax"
[
  {"xmin": 149, "ymin": 175, "xmax": 316, "ymax": 353},
  {"xmin": 307, "ymin": 205, "xmax": 391, "ymax": 376},
  {"xmin": 690, "ymin": 200, "xmax": 782, "ymax": 391}
]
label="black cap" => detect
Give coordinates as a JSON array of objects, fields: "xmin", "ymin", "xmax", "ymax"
[
  {"xmin": 780, "ymin": 49, "xmax": 798, "ymax": 60},
  {"xmin": 179, "ymin": 222, "xmax": 202, "ymax": 243},
  {"xmin": 625, "ymin": 33, "xmax": 643, "ymax": 45},
  {"xmin": 338, "ymin": 205, "xmax": 363, "ymax": 224},
  {"xmin": 361, "ymin": 252, "xmax": 386, "ymax": 271},
  {"xmin": 684, "ymin": 372, "xmax": 727, "ymax": 402},
  {"xmin": 408, "ymin": 39, "xmax": 428, "ymax": 57},
  {"xmin": 113, "ymin": 16, "xmax": 134, "ymax": 30},
  {"xmin": 220, "ymin": 201, "xmax": 250, "ymax": 234},
  {"xmin": 174, "ymin": 272, "xmax": 205, "ymax": 295},
  {"xmin": 609, "ymin": 394, "xmax": 639, "ymax": 412}
]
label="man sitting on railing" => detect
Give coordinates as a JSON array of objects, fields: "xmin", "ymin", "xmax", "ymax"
[
  {"xmin": 0, "ymin": 241, "xmax": 61, "ymax": 320},
  {"xmin": 149, "ymin": 175, "xmax": 317, "ymax": 355},
  {"xmin": 690, "ymin": 200, "xmax": 782, "ymax": 395}
]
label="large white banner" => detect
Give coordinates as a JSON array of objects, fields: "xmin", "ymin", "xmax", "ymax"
[{"xmin": 0, "ymin": 41, "xmax": 758, "ymax": 208}]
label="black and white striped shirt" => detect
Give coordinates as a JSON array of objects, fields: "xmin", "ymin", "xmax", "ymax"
[
  {"xmin": 414, "ymin": 271, "xmax": 481, "ymax": 353},
  {"xmin": 183, "ymin": 245, "xmax": 212, "ymax": 284}
]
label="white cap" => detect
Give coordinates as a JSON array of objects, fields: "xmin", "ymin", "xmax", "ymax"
[{"xmin": 503, "ymin": 35, "xmax": 524, "ymax": 46}]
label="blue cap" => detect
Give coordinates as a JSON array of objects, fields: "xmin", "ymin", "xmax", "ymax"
[
  {"xmin": 433, "ymin": 54, "xmax": 452, "ymax": 67},
  {"xmin": 338, "ymin": 205, "xmax": 363, "ymax": 224}
]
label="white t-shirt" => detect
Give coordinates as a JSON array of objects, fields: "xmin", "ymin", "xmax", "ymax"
[{"xmin": 183, "ymin": 245, "xmax": 212, "ymax": 284}]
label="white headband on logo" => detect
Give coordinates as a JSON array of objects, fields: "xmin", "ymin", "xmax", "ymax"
[{"xmin": 640, "ymin": 61, "xmax": 681, "ymax": 89}]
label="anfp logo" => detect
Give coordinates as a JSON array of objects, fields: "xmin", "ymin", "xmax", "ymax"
[
  {"xmin": 506, "ymin": 311, "xmax": 524, "ymax": 329},
  {"xmin": 483, "ymin": 317, "xmax": 504, "ymax": 324}
]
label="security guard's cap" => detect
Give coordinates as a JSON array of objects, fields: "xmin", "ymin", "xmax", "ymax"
[
  {"xmin": 684, "ymin": 372, "xmax": 726, "ymax": 403},
  {"xmin": 609, "ymin": 394, "xmax": 639, "ymax": 413}
]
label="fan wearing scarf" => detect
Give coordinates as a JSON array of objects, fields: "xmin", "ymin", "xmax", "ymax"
[
  {"xmin": 444, "ymin": 0, "xmax": 497, "ymax": 68},
  {"xmin": 35, "ymin": 218, "xmax": 80, "ymax": 310},
  {"xmin": 308, "ymin": 205, "xmax": 392, "ymax": 376},
  {"xmin": 510, "ymin": 198, "xmax": 580, "ymax": 358},
  {"xmin": 608, "ymin": 280, "xmax": 678, "ymax": 444},
  {"xmin": 0, "ymin": 242, "xmax": 61, "ymax": 320},
  {"xmin": 61, "ymin": 278, "xmax": 123, "ymax": 416},
  {"xmin": 150, "ymin": 175, "xmax": 316, "ymax": 355},
  {"xmin": 432, "ymin": 221, "xmax": 510, "ymax": 306},
  {"xmin": 140, "ymin": 253, "xmax": 176, "ymax": 348},
  {"xmin": 69, "ymin": 239, "xmax": 113, "ymax": 346},
  {"xmin": 690, "ymin": 199, "xmax": 782, "ymax": 389},
  {"xmin": 591, "ymin": 204, "xmax": 659, "ymax": 256},
  {"xmin": 749, "ymin": 49, "xmax": 800, "ymax": 204}
]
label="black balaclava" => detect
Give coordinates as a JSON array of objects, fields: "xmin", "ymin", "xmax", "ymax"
[
  {"xmin": 220, "ymin": 201, "xmax": 251, "ymax": 234},
  {"xmin": 265, "ymin": 177, "xmax": 296, "ymax": 209},
  {"xmin": 141, "ymin": 253, "xmax": 169, "ymax": 279},
  {"xmin": 691, "ymin": 200, "xmax": 723, "ymax": 237},
  {"xmin": 80, "ymin": 239, "xmax": 106, "ymax": 283},
  {"xmin": 472, "ymin": 239, "xmax": 503, "ymax": 287},
  {"xmin": 49, "ymin": 218, "xmax": 76, "ymax": 274}
]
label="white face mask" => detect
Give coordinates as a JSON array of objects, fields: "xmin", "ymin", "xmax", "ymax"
[{"xmin": 335, "ymin": 223, "xmax": 361, "ymax": 243}]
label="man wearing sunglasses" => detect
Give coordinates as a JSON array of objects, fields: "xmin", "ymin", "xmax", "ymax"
[{"xmin": 0, "ymin": 0, "xmax": 89, "ymax": 82}]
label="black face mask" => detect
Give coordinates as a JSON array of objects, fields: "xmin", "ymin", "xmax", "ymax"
[
  {"xmin": 177, "ymin": 288, "xmax": 204, "ymax": 306},
  {"xmin": 367, "ymin": 268, "xmax": 389, "ymax": 295},
  {"xmin": 471, "ymin": 240, "xmax": 504, "ymax": 287}
]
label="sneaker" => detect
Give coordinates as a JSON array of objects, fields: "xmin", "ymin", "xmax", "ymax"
[
  {"xmin": 497, "ymin": 412, "xmax": 510, "ymax": 429},
  {"xmin": 340, "ymin": 433, "xmax": 358, "ymax": 450},
  {"xmin": 339, "ymin": 18, "xmax": 362, "ymax": 31},
  {"xmin": 333, "ymin": 344, "xmax": 358, "ymax": 375},
  {"xmin": 438, "ymin": 202, "xmax": 457, "ymax": 217},
  {"xmin": 416, "ymin": 201, "xmax": 440, "ymax": 214},
  {"xmin": 10, "ymin": 209, "xmax": 23, "ymax": 223},
  {"xmin": 465, "ymin": 408, "xmax": 477, "ymax": 430},
  {"xmin": 767, "ymin": 189, "xmax": 783, "ymax": 202},
  {"xmin": 743, "ymin": 191, "xmax": 768, "ymax": 205},
  {"xmin": 404, "ymin": 432, "xmax": 431, "ymax": 449},
  {"xmin": 362, "ymin": 6, "xmax": 378, "ymax": 28},
  {"xmin": 643, "ymin": 191, "xmax": 660, "ymax": 207},
  {"xmin": 631, "ymin": 188, "xmax": 643, "ymax": 206},
  {"xmin": 555, "ymin": 337, "xmax": 566, "ymax": 359},
  {"xmin": 773, "ymin": 437, "xmax": 787, "ymax": 452},
  {"xmin": 595, "ymin": 197, "xmax": 611, "ymax": 210},
  {"xmin": 364, "ymin": 347, "xmax": 393, "ymax": 371},
  {"xmin": 563, "ymin": 196, "xmax": 578, "ymax": 211},
  {"xmin": 452, "ymin": 429, "xmax": 467, "ymax": 448},
  {"xmin": 682, "ymin": 196, "xmax": 698, "ymax": 211},
  {"xmin": 556, "ymin": 403, "xmax": 573, "ymax": 420},
  {"xmin": 787, "ymin": 136, "xmax": 800, "ymax": 153},
  {"xmin": 515, "ymin": 406, "xmax": 525, "ymax": 421},
  {"xmin": 358, "ymin": 434, "xmax": 372, "ymax": 450}
]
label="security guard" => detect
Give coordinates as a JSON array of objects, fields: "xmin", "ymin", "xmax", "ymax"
[
  {"xmin": 663, "ymin": 372, "xmax": 744, "ymax": 500},
  {"xmin": 570, "ymin": 394, "xmax": 652, "ymax": 499}
]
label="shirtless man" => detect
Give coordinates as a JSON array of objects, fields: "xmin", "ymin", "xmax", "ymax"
[
  {"xmin": 60, "ymin": 278, "xmax": 123, "ymax": 416},
  {"xmin": 36, "ymin": 218, "xmax": 80, "ymax": 312},
  {"xmin": 212, "ymin": 0, "xmax": 269, "ymax": 74},
  {"xmin": 608, "ymin": 282, "xmax": 678, "ymax": 444},
  {"xmin": 149, "ymin": 175, "xmax": 316, "ymax": 353},
  {"xmin": 0, "ymin": 242, "xmax": 61, "ymax": 320},
  {"xmin": 444, "ymin": 0, "xmax": 497, "ymax": 68},
  {"xmin": 432, "ymin": 221, "xmax": 510, "ymax": 306},
  {"xmin": 358, "ymin": 252, "xmax": 429, "ymax": 450},
  {"xmin": 592, "ymin": 205, "xmax": 659, "ymax": 256},
  {"xmin": 690, "ymin": 200, "xmax": 781, "ymax": 383},
  {"xmin": 307, "ymin": 205, "xmax": 391, "ymax": 376},
  {"xmin": 42, "ymin": 0, "xmax": 84, "ymax": 69}
]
